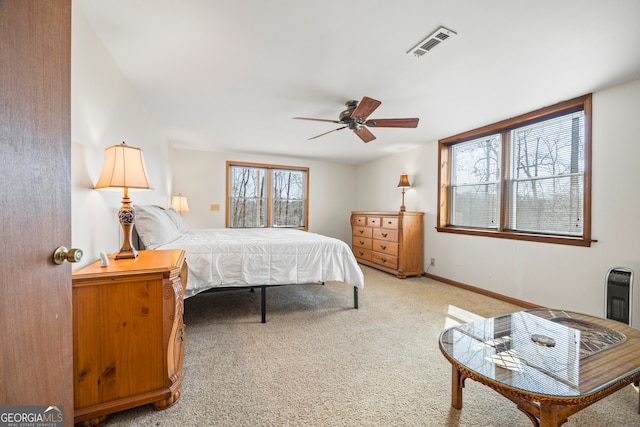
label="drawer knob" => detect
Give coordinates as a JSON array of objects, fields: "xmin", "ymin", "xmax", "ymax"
[
  {"xmin": 381, "ymin": 233, "xmax": 388, "ymax": 237},
  {"xmin": 359, "ymin": 241, "xmax": 365, "ymax": 245},
  {"xmin": 359, "ymin": 230, "xmax": 364, "ymax": 234},
  {"xmin": 381, "ymin": 258, "xmax": 387, "ymax": 263},
  {"xmin": 381, "ymin": 245, "xmax": 387, "ymax": 250}
]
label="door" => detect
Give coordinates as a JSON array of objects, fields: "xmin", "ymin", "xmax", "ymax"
[{"xmin": 0, "ymin": 1, "xmax": 73, "ymax": 425}]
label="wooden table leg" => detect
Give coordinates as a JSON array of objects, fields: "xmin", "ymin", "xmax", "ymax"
[
  {"xmin": 539, "ymin": 403, "xmax": 559, "ymax": 427},
  {"xmin": 451, "ymin": 366, "xmax": 463, "ymax": 409},
  {"xmin": 538, "ymin": 402, "xmax": 574, "ymax": 427}
]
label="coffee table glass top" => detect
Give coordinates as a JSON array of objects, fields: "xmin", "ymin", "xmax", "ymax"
[{"xmin": 439, "ymin": 308, "xmax": 637, "ymax": 397}]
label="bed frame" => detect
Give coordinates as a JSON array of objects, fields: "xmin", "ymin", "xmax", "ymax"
[{"xmin": 204, "ymin": 284, "xmax": 359, "ymax": 323}]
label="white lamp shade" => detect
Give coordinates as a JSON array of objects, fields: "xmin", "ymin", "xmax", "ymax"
[
  {"xmin": 95, "ymin": 142, "xmax": 152, "ymax": 190},
  {"xmin": 171, "ymin": 194, "xmax": 190, "ymax": 213}
]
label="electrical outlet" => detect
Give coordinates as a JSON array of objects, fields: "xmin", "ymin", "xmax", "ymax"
[{"xmin": 430, "ymin": 258, "xmax": 435, "ymax": 267}]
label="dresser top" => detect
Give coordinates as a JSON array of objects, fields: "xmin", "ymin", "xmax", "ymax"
[
  {"xmin": 351, "ymin": 211, "xmax": 424, "ymax": 216},
  {"xmin": 73, "ymin": 249, "xmax": 185, "ymax": 280}
]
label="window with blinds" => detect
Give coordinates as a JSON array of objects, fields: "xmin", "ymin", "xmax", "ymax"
[
  {"xmin": 451, "ymin": 134, "xmax": 501, "ymax": 228},
  {"xmin": 438, "ymin": 94, "xmax": 592, "ymax": 246},
  {"xmin": 507, "ymin": 112, "xmax": 585, "ymax": 235}
]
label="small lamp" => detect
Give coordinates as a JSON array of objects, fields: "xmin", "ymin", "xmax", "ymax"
[
  {"xmin": 95, "ymin": 141, "xmax": 152, "ymax": 259},
  {"xmin": 397, "ymin": 174, "xmax": 411, "ymax": 212},
  {"xmin": 171, "ymin": 193, "xmax": 190, "ymax": 215}
]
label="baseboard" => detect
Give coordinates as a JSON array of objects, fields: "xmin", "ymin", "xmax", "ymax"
[{"xmin": 423, "ymin": 272, "xmax": 542, "ymax": 309}]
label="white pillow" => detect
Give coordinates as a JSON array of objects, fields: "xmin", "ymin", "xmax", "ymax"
[
  {"xmin": 165, "ymin": 207, "xmax": 189, "ymax": 233},
  {"xmin": 134, "ymin": 205, "xmax": 181, "ymax": 249}
]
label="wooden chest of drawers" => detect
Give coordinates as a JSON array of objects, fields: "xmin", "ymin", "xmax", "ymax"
[
  {"xmin": 351, "ymin": 211, "xmax": 424, "ymax": 278},
  {"xmin": 72, "ymin": 250, "xmax": 187, "ymax": 426}
]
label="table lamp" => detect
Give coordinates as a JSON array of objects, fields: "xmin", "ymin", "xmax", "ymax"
[
  {"xmin": 95, "ymin": 141, "xmax": 152, "ymax": 259},
  {"xmin": 397, "ymin": 174, "xmax": 411, "ymax": 212},
  {"xmin": 171, "ymin": 193, "xmax": 190, "ymax": 215}
]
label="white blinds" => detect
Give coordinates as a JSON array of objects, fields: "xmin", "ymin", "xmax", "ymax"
[
  {"xmin": 507, "ymin": 111, "xmax": 585, "ymax": 235},
  {"xmin": 449, "ymin": 110, "xmax": 585, "ymax": 236},
  {"xmin": 450, "ymin": 134, "xmax": 501, "ymax": 229}
]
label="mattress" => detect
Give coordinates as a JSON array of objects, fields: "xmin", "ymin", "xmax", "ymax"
[{"xmin": 157, "ymin": 228, "xmax": 364, "ymax": 298}]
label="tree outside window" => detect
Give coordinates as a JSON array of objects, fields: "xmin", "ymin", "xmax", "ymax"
[
  {"xmin": 228, "ymin": 166, "xmax": 267, "ymax": 227},
  {"xmin": 271, "ymin": 169, "xmax": 306, "ymax": 228},
  {"xmin": 227, "ymin": 162, "xmax": 308, "ymax": 229}
]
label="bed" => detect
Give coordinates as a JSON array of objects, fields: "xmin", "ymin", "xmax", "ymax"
[{"xmin": 133, "ymin": 205, "xmax": 364, "ymax": 322}]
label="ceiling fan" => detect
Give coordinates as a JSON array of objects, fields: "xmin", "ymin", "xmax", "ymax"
[{"xmin": 293, "ymin": 96, "xmax": 419, "ymax": 143}]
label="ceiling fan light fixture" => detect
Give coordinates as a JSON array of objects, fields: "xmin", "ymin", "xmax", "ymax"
[
  {"xmin": 407, "ymin": 26, "xmax": 457, "ymax": 58},
  {"xmin": 339, "ymin": 104, "xmax": 357, "ymax": 122}
]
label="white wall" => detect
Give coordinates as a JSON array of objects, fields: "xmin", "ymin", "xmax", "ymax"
[
  {"xmin": 357, "ymin": 78, "xmax": 640, "ymax": 328},
  {"xmin": 71, "ymin": 3, "xmax": 174, "ymax": 268},
  {"xmin": 171, "ymin": 150, "xmax": 358, "ymax": 243}
]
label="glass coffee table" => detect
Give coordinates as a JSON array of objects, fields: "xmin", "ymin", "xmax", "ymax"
[{"xmin": 439, "ymin": 308, "xmax": 640, "ymax": 426}]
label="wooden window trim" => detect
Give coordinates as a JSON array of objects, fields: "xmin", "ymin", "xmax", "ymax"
[
  {"xmin": 437, "ymin": 94, "xmax": 594, "ymax": 247},
  {"xmin": 226, "ymin": 161, "xmax": 309, "ymax": 230}
]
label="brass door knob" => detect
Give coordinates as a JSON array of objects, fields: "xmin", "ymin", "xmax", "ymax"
[{"xmin": 53, "ymin": 246, "xmax": 84, "ymax": 265}]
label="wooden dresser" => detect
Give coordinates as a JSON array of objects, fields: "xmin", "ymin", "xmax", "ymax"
[
  {"xmin": 72, "ymin": 249, "xmax": 187, "ymax": 426},
  {"xmin": 351, "ymin": 211, "xmax": 424, "ymax": 278}
]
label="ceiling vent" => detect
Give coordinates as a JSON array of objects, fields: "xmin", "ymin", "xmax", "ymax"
[{"xmin": 407, "ymin": 26, "xmax": 457, "ymax": 58}]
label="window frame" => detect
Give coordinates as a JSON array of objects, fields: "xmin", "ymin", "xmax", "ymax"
[
  {"xmin": 437, "ymin": 94, "xmax": 593, "ymax": 247},
  {"xmin": 226, "ymin": 161, "xmax": 309, "ymax": 230}
]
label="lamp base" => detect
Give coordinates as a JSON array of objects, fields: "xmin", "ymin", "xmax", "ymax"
[
  {"xmin": 116, "ymin": 195, "xmax": 139, "ymax": 259},
  {"xmin": 115, "ymin": 249, "xmax": 138, "ymax": 259},
  {"xmin": 400, "ymin": 189, "xmax": 407, "ymax": 212}
]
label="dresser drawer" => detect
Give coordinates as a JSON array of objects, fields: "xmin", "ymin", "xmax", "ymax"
[
  {"xmin": 381, "ymin": 217, "xmax": 399, "ymax": 229},
  {"xmin": 352, "ymin": 226, "xmax": 372, "ymax": 238},
  {"xmin": 352, "ymin": 247, "xmax": 372, "ymax": 261},
  {"xmin": 352, "ymin": 216, "xmax": 367, "ymax": 226},
  {"xmin": 372, "ymin": 241, "xmax": 398, "ymax": 256},
  {"xmin": 373, "ymin": 228, "xmax": 399, "ymax": 242},
  {"xmin": 367, "ymin": 217, "xmax": 382, "ymax": 227},
  {"xmin": 352, "ymin": 237, "xmax": 372, "ymax": 249},
  {"xmin": 371, "ymin": 252, "xmax": 398, "ymax": 269}
]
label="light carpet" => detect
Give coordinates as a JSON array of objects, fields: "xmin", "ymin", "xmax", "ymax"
[{"xmin": 103, "ymin": 266, "xmax": 639, "ymax": 426}]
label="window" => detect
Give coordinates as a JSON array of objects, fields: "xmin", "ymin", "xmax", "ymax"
[
  {"xmin": 226, "ymin": 161, "xmax": 308, "ymax": 229},
  {"xmin": 438, "ymin": 94, "xmax": 592, "ymax": 246}
]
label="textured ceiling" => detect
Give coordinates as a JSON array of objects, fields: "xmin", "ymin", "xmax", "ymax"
[{"xmin": 76, "ymin": 0, "xmax": 640, "ymax": 165}]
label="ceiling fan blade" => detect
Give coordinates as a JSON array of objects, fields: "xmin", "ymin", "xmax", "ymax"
[
  {"xmin": 350, "ymin": 96, "xmax": 381, "ymax": 121},
  {"xmin": 308, "ymin": 125, "xmax": 348, "ymax": 140},
  {"xmin": 354, "ymin": 126, "xmax": 376, "ymax": 143},
  {"xmin": 293, "ymin": 117, "xmax": 341, "ymax": 124},
  {"xmin": 364, "ymin": 118, "xmax": 419, "ymax": 128}
]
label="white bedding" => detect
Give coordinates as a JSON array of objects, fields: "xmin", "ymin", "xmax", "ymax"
[{"xmin": 157, "ymin": 228, "xmax": 364, "ymax": 298}]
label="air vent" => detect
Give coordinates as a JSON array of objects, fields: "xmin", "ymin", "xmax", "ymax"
[{"xmin": 407, "ymin": 26, "xmax": 457, "ymax": 58}]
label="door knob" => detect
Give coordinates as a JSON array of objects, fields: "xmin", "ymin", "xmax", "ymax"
[{"xmin": 53, "ymin": 246, "xmax": 83, "ymax": 265}]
